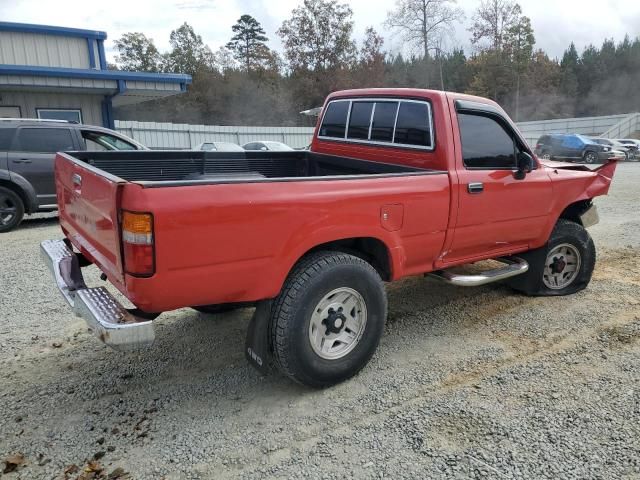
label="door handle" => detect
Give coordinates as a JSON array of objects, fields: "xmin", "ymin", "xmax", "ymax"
[
  {"xmin": 467, "ymin": 182, "xmax": 484, "ymax": 194},
  {"xmin": 13, "ymin": 158, "xmax": 32, "ymax": 164}
]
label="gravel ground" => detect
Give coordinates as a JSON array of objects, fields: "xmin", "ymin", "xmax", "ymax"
[{"xmin": 1, "ymin": 163, "xmax": 639, "ymax": 480}]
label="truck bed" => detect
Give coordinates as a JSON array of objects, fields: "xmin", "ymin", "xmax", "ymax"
[
  {"xmin": 68, "ymin": 150, "xmax": 430, "ymax": 185},
  {"xmin": 55, "ymin": 150, "xmax": 451, "ymax": 312}
]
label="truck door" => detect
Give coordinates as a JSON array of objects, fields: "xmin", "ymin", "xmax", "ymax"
[
  {"xmin": 443, "ymin": 106, "xmax": 553, "ymax": 264},
  {"xmin": 8, "ymin": 126, "xmax": 76, "ymax": 208}
]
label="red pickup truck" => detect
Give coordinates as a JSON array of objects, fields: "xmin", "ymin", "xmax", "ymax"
[{"xmin": 41, "ymin": 88, "xmax": 616, "ymax": 387}]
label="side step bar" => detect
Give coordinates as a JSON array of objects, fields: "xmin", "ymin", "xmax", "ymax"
[{"xmin": 428, "ymin": 256, "xmax": 529, "ymax": 287}]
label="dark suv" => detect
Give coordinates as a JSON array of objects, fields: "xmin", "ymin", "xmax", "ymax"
[
  {"xmin": 534, "ymin": 134, "xmax": 614, "ymax": 164},
  {"xmin": 0, "ymin": 119, "xmax": 146, "ymax": 232}
]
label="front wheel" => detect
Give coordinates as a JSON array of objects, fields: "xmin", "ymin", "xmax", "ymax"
[
  {"xmin": 270, "ymin": 251, "xmax": 387, "ymax": 388},
  {"xmin": 508, "ymin": 219, "xmax": 596, "ymax": 296}
]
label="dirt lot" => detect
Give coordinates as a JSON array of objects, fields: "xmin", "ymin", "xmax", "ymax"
[{"xmin": 1, "ymin": 163, "xmax": 639, "ymax": 480}]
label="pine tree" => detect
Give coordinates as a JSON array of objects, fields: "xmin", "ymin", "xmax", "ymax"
[{"xmin": 226, "ymin": 15, "xmax": 270, "ymax": 72}]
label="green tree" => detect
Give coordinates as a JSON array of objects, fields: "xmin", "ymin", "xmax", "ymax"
[
  {"xmin": 504, "ymin": 15, "xmax": 535, "ymax": 120},
  {"xmin": 163, "ymin": 23, "xmax": 215, "ymax": 76},
  {"xmin": 358, "ymin": 27, "xmax": 385, "ymax": 86},
  {"xmin": 113, "ymin": 32, "xmax": 161, "ymax": 72},
  {"xmin": 277, "ymin": 0, "xmax": 356, "ymax": 71},
  {"xmin": 226, "ymin": 15, "xmax": 271, "ymax": 72}
]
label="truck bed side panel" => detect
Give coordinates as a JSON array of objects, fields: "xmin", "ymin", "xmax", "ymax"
[{"xmin": 120, "ymin": 173, "xmax": 451, "ymax": 312}]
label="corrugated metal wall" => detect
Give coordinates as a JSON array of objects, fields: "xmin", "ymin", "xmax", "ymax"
[
  {"xmin": 0, "ymin": 91, "xmax": 103, "ymax": 125},
  {"xmin": 0, "ymin": 31, "xmax": 90, "ymax": 69},
  {"xmin": 115, "ymin": 121, "xmax": 316, "ymax": 149},
  {"xmin": 116, "ymin": 113, "xmax": 639, "ymax": 150}
]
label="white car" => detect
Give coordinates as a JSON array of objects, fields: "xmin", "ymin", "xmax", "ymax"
[
  {"xmin": 196, "ymin": 141, "xmax": 245, "ymax": 152},
  {"xmin": 243, "ymin": 141, "xmax": 294, "ymax": 151}
]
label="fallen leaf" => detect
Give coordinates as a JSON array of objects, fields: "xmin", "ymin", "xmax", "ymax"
[
  {"xmin": 64, "ymin": 464, "xmax": 79, "ymax": 475},
  {"xmin": 85, "ymin": 460, "xmax": 102, "ymax": 472},
  {"xmin": 52, "ymin": 341, "xmax": 63, "ymax": 348},
  {"xmin": 108, "ymin": 467, "xmax": 129, "ymax": 479},
  {"xmin": 3, "ymin": 453, "xmax": 26, "ymax": 473}
]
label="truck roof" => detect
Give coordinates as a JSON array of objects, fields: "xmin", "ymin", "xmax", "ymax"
[{"xmin": 325, "ymin": 88, "xmax": 501, "ymax": 110}]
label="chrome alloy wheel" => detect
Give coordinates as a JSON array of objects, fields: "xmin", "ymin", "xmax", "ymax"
[
  {"xmin": 308, "ymin": 287, "xmax": 367, "ymax": 360},
  {"xmin": 543, "ymin": 243, "xmax": 581, "ymax": 289}
]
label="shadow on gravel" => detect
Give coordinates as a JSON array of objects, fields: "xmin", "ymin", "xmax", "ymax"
[{"xmin": 19, "ymin": 213, "xmax": 59, "ymax": 230}]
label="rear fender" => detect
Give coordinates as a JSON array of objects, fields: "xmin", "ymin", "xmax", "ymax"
[{"xmin": 0, "ymin": 169, "xmax": 38, "ymax": 213}]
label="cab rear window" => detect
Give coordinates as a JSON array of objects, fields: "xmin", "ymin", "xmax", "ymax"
[
  {"xmin": 319, "ymin": 98, "xmax": 433, "ymax": 149},
  {"xmin": 319, "ymin": 101, "xmax": 349, "ymax": 138}
]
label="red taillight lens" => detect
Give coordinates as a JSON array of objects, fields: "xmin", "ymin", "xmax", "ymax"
[{"xmin": 122, "ymin": 211, "xmax": 154, "ymax": 276}]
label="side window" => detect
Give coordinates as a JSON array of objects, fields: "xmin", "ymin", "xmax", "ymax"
[
  {"xmin": 347, "ymin": 101, "xmax": 374, "ymax": 140},
  {"xmin": 0, "ymin": 128, "xmax": 15, "ymax": 150},
  {"xmin": 16, "ymin": 128, "xmax": 75, "ymax": 153},
  {"xmin": 370, "ymin": 102, "xmax": 398, "ymax": 142},
  {"xmin": 394, "ymin": 102, "xmax": 432, "ymax": 147},
  {"xmin": 81, "ymin": 131, "xmax": 137, "ymax": 151},
  {"xmin": 319, "ymin": 101, "xmax": 349, "ymax": 138},
  {"xmin": 458, "ymin": 113, "xmax": 516, "ymax": 169}
]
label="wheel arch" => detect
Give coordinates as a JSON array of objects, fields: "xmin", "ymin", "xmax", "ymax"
[
  {"xmin": 558, "ymin": 199, "xmax": 593, "ymax": 226},
  {"xmin": 291, "ymin": 237, "xmax": 395, "ymax": 282},
  {"xmin": 0, "ymin": 170, "xmax": 38, "ymax": 213}
]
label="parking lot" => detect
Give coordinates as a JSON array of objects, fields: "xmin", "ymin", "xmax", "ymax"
[{"xmin": 1, "ymin": 163, "xmax": 639, "ymax": 479}]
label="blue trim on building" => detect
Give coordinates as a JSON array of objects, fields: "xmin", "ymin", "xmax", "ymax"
[
  {"xmin": 0, "ymin": 64, "xmax": 192, "ymax": 85},
  {"xmin": 97, "ymin": 39, "xmax": 107, "ymax": 70},
  {"xmin": 87, "ymin": 38, "xmax": 96, "ymax": 69},
  {"xmin": 0, "ymin": 21, "xmax": 107, "ymax": 39},
  {"xmin": 101, "ymin": 96, "xmax": 114, "ymax": 129}
]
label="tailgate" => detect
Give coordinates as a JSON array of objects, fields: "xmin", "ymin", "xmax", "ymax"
[{"xmin": 55, "ymin": 152, "xmax": 126, "ymax": 282}]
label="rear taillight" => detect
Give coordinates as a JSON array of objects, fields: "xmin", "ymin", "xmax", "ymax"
[{"xmin": 122, "ymin": 211, "xmax": 155, "ymax": 276}]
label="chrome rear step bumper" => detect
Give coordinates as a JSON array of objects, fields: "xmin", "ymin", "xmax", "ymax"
[
  {"xmin": 40, "ymin": 239, "xmax": 154, "ymax": 351},
  {"xmin": 428, "ymin": 256, "xmax": 529, "ymax": 287}
]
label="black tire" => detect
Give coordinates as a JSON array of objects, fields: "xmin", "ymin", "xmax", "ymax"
[
  {"xmin": 0, "ymin": 186, "xmax": 25, "ymax": 233},
  {"xmin": 507, "ymin": 219, "xmax": 595, "ymax": 296},
  {"xmin": 583, "ymin": 150, "xmax": 599, "ymax": 164},
  {"xmin": 270, "ymin": 251, "xmax": 387, "ymax": 388},
  {"xmin": 192, "ymin": 303, "xmax": 246, "ymax": 314}
]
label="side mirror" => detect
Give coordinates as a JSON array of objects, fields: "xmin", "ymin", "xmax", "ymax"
[{"xmin": 514, "ymin": 151, "xmax": 534, "ymax": 180}]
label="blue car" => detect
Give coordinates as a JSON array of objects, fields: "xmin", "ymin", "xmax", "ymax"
[{"xmin": 534, "ymin": 134, "xmax": 614, "ymax": 164}]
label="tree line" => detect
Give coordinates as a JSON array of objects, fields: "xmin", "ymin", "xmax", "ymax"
[{"xmin": 112, "ymin": 0, "xmax": 640, "ymax": 126}]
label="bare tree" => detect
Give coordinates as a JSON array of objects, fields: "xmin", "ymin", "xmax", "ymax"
[
  {"xmin": 470, "ymin": 0, "xmax": 522, "ymax": 51},
  {"xmin": 385, "ymin": 0, "xmax": 463, "ymax": 86}
]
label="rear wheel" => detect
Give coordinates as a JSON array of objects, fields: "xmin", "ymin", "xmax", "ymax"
[
  {"xmin": 270, "ymin": 251, "xmax": 387, "ymax": 388},
  {"xmin": 540, "ymin": 151, "xmax": 552, "ymax": 160},
  {"xmin": 0, "ymin": 187, "xmax": 25, "ymax": 233},
  {"xmin": 508, "ymin": 219, "xmax": 595, "ymax": 296}
]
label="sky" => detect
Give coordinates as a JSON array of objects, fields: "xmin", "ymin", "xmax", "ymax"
[{"xmin": 1, "ymin": 0, "xmax": 639, "ymax": 63}]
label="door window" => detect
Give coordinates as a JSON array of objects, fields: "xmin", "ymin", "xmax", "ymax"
[
  {"xmin": 81, "ymin": 131, "xmax": 137, "ymax": 151},
  {"xmin": 16, "ymin": 128, "xmax": 75, "ymax": 153},
  {"xmin": 0, "ymin": 128, "xmax": 15, "ymax": 150},
  {"xmin": 458, "ymin": 113, "xmax": 516, "ymax": 169}
]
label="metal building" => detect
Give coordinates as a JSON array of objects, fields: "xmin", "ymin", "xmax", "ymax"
[{"xmin": 0, "ymin": 22, "xmax": 191, "ymax": 128}]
